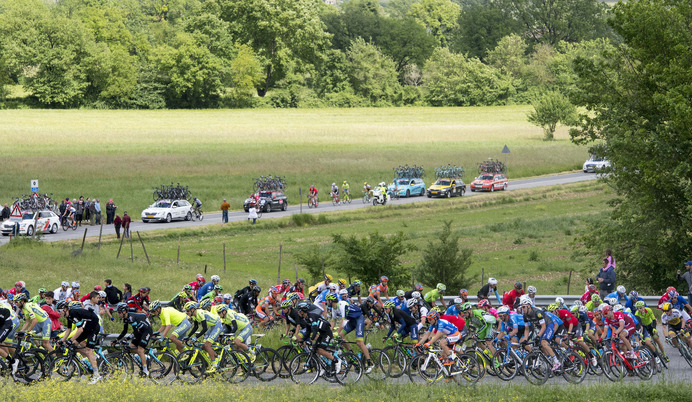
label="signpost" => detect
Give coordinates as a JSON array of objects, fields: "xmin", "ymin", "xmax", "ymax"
[
  {"xmin": 30, "ymin": 179, "xmax": 39, "ymax": 193},
  {"xmin": 501, "ymin": 145, "xmax": 510, "ymax": 176}
]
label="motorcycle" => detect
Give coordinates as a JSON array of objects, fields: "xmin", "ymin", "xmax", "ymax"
[{"xmin": 372, "ymin": 188, "xmax": 390, "ymax": 206}]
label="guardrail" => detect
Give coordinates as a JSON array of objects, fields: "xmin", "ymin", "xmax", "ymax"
[{"xmin": 442, "ymin": 295, "xmax": 660, "ymax": 307}]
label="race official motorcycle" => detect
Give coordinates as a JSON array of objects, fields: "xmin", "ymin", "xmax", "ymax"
[{"xmin": 372, "ymin": 187, "xmax": 390, "ymax": 206}]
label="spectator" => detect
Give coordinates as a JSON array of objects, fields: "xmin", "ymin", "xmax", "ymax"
[
  {"xmin": 58, "ymin": 199, "xmax": 67, "ymax": 220},
  {"xmin": 477, "ymin": 277, "xmax": 501, "ymax": 305},
  {"xmin": 0, "ymin": 203, "xmax": 9, "ymax": 220},
  {"xmin": 41, "ymin": 291, "xmax": 64, "ymax": 338},
  {"xmin": 106, "ymin": 199, "xmax": 116, "ymax": 224},
  {"xmin": 123, "ymin": 283, "xmax": 132, "ymax": 300},
  {"xmin": 221, "ymin": 198, "xmax": 230, "ymax": 223},
  {"xmin": 75, "ymin": 197, "xmax": 84, "ymax": 227},
  {"xmin": 605, "ymin": 249, "xmax": 615, "ymax": 269},
  {"xmin": 596, "ymin": 258, "xmax": 616, "ymax": 298},
  {"xmin": 677, "ymin": 260, "xmax": 692, "ymax": 302},
  {"xmin": 104, "ymin": 279, "xmax": 123, "ymax": 305},
  {"xmin": 88, "ymin": 198, "xmax": 96, "ymax": 225},
  {"xmin": 122, "ymin": 212, "xmax": 131, "ymax": 238},
  {"xmin": 113, "ymin": 214, "xmax": 122, "ymax": 239},
  {"xmin": 248, "ymin": 206, "xmax": 258, "ymax": 224},
  {"xmin": 0, "ymin": 204, "xmax": 4, "ymax": 221},
  {"xmin": 94, "ymin": 199, "xmax": 101, "ymax": 225}
]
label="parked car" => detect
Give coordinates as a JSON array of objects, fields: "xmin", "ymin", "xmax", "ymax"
[
  {"xmin": 387, "ymin": 178, "xmax": 426, "ymax": 198},
  {"xmin": 470, "ymin": 174, "xmax": 508, "ymax": 192},
  {"xmin": 427, "ymin": 178, "xmax": 466, "ymax": 198},
  {"xmin": 583, "ymin": 155, "xmax": 611, "ymax": 173},
  {"xmin": 141, "ymin": 200, "xmax": 193, "ymax": 223},
  {"xmin": 244, "ymin": 190, "xmax": 288, "ymax": 212},
  {"xmin": 1, "ymin": 210, "xmax": 60, "ymax": 236}
]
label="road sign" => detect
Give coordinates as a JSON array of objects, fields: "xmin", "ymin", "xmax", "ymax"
[
  {"xmin": 9, "ymin": 204, "xmax": 22, "ymax": 218},
  {"xmin": 502, "ymin": 145, "xmax": 510, "ymax": 154},
  {"xmin": 30, "ymin": 179, "xmax": 38, "ymax": 193}
]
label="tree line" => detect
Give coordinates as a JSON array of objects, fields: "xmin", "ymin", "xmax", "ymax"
[{"xmin": 0, "ymin": 0, "xmax": 614, "ymax": 109}]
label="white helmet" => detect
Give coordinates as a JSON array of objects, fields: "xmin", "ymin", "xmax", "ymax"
[
  {"xmin": 332, "ymin": 183, "xmax": 336, "ymax": 186},
  {"xmin": 61, "ymin": 281, "xmax": 69, "ymax": 287},
  {"xmin": 519, "ymin": 295, "xmax": 532, "ymax": 305},
  {"xmin": 98, "ymin": 291, "xmax": 107, "ymax": 298},
  {"xmin": 527, "ymin": 286, "xmax": 536, "ymax": 294},
  {"xmin": 329, "ymin": 283, "xmax": 338, "ymax": 291},
  {"xmin": 379, "ymin": 182, "xmax": 385, "ymax": 187},
  {"xmin": 339, "ymin": 289, "xmax": 348, "ymax": 296},
  {"xmin": 411, "ymin": 291, "xmax": 421, "ymax": 299},
  {"xmin": 613, "ymin": 304, "xmax": 624, "ymax": 313},
  {"xmin": 488, "ymin": 277, "xmax": 498, "ymax": 285},
  {"xmin": 223, "ymin": 293, "xmax": 232, "ymax": 299},
  {"xmin": 71, "ymin": 282, "xmax": 80, "ymax": 288},
  {"xmin": 572, "ymin": 300, "xmax": 583, "ymax": 307},
  {"xmin": 607, "ymin": 297, "xmax": 618, "ymax": 306},
  {"xmin": 211, "ymin": 275, "xmax": 220, "ymax": 282},
  {"xmin": 497, "ymin": 306, "xmax": 510, "ymax": 315},
  {"xmin": 579, "ymin": 306, "xmax": 588, "ymax": 313},
  {"xmin": 454, "ymin": 297, "xmax": 463, "ymax": 305},
  {"xmin": 598, "ymin": 303, "xmax": 609, "ymax": 312},
  {"xmin": 406, "ymin": 299, "xmax": 418, "ymax": 308},
  {"xmin": 555, "ymin": 297, "xmax": 564, "ymax": 305},
  {"xmin": 617, "ymin": 285, "xmax": 626, "ymax": 294}
]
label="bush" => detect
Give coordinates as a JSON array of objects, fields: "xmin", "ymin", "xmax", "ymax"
[{"xmin": 528, "ymin": 250, "xmax": 539, "ymax": 261}]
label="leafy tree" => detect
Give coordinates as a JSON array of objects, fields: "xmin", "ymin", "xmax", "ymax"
[
  {"xmin": 322, "ymin": 0, "xmax": 383, "ymax": 51},
  {"xmin": 486, "ymin": 34, "xmax": 528, "ymax": 78},
  {"xmin": 378, "ymin": 17, "xmax": 437, "ymax": 75},
  {"xmin": 347, "ymin": 38, "xmax": 401, "ymax": 104},
  {"xmin": 450, "ymin": 2, "xmax": 522, "ymax": 60},
  {"xmin": 228, "ymin": 44, "xmax": 263, "ymax": 106},
  {"xmin": 332, "ymin": 231, "xmax": 411, "ymax": 287},
  {"xmin": 408, "ymin": 0, "xmax": 460, "ymax": 46},
  {"xmin": 569, "ymin": 0, "xmax": 692, "ymax": 292},
  {"xmin": 417, "ymin": 221, "xmax": 473, "ymax": 291},
  {"xmin": 296, "ymin": 245, "xmax": 335, "ymax": 284},
  {"xmin": 314, "ymin": 49, "xmax": 352, "ymax": 96},
  {"xmin": 527, "ymin": 90, "xmax": 576, "ymax": 140}
]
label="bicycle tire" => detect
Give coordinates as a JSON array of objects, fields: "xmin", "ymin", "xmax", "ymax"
[
  {"xmin": 288, "ymin": 352, "xmax": 320, "ymax": 385},
  {"xmin": 336, "ymin": 351, "xmax": 362, "ymax": 385},
  {"xmin": 100, "ymin": 352, "xmax": 131, "ymax": 382},
  {"xmin": 382, "ymin": 345, "xmax": 407, "ymax": 378},
  {"xmin": 457, "ymin": 352, "xmax": 481, "ymax": 383},
  {"xmin": 148, "ymin": 351, "xmax": 179, "ymax": 385},
  {"xmin": 492, "ymin": 349, "xmax": 519, "ymax": 381},
  {"xmin": 561, "ymin": 350, "xmax": 587, "ymax": 384},
  {"xmin": 252, "ymin": 347, "xmax": 279, "ymax": 381},
  {"xmin": 633, "ymin": 348, "xmax": 654, "ymax": 380},
  {"xmin": 48, "ymin": 354, "xmax": 78, "ymax": 382},
  {"xmin": 176, "ymin": 349, "xmax": 207, "ymax": 384},
  {"xmin": 15, "ymin": 350, "xmax": 46, "ymax": 384},
  {"xmin": 275, "ymin": 345, "xmax": 299, "ymax": 379},
  {"xmin": 416, "ymin": 353, "xmax": 442, "ymax": 384},
  {"xmin": 364, "ymin": 348, "xmax": 390, "ymax": 381},
  {"xmin": 522, "ymin": 351, "xmax": 550, "ymax": 385},
  {"xmin": 601, "ymin": 350, "xmax": 625, "ymax": 382},
  {"xmin": 221, "ymin": 349, "xmax": 251, "ymax": 384},
  {"xmin": 680, "ymin": 341, "xmax": 692, "ymax": 368}
]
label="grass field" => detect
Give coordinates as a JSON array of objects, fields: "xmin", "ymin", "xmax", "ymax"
[
  {"xmin": 0, "ymin": 107, "xmax": 587, "ymax": 217},
  {"xmin": 0, "ymin": 181, "xmax": 611, "ymax": 308}
]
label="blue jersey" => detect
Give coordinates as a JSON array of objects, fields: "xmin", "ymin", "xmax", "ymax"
[
  {"xmin": 197, "ymin": 282, "xmax": 215, "ymax": 301},
  {"xmin": 430, "ymin": 319, "xmax": 459, "ymax": 335},
  {"xmin": 394, "ymin": 297, "xmax": 407, "ymax": 308},
  {"xmin": 315, "ymin": 289, "xmax": 331, "ymax": 304},
  {"xmin": 578, "ymin": 311, "xmax": 595, "ymax": 328},
  {"xmin": 625, "ymin": 296, "xmax": 645, "ymax": 311},
  {"xmin": 546, "ymin": 312, "xmax": 562, "ymax": 327},
  {"xmin": 445, "ymin": 305, "xmax": 462, "ymax": 316},
  {"xmin": 624, "ymin": 312, "xmax": 639, "ymax": 326},
  {"xmin": 606, "ymin": 291, "xmax": 628, "ymax": 306},
  {"xmin": 500, "ymin": 313, "xmax": 527, "ymax": 334},
  {"xmin": 669, "ymin": 296, "xmax": 689, "ymax": 312}
]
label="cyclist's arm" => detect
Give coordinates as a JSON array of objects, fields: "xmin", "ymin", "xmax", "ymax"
[
  {"xmin": 116, "ymin": 321, "xmax": 129, "ymax": 341},
  {"xmin": 197, "ymin": 320, "xmax": 209, "ymax": 338}
]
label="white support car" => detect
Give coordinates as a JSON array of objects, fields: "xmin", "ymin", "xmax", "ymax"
[
  {"xmin": 583, "ymin": 156, "xmax": 611, "ymax": 173},
  {"xmin": 1, "ymin": 210, "xmax": 61, "ymax": 236},
  {"xmin": 141, "ymin": 200, "xmax": 193, "ymax": 223}
]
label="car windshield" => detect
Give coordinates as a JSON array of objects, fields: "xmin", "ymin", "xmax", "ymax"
[
  {"xmin": 22, "ymin": 212, "xmax": 35, "ymax": 220},
  {"xmin": 589, "ymin": 156, "xmax": 605, "ymax": 162},
  {"xmin": 153, "ymin": 201, "xmax": 171, "ymax": 208},
  {"xmin": 397, "ymin": 179, "xmax": 408, "ymax": 185},
  {"xmin": 435, "ymin": 180, "xmax": 450, "ymax": 186},
  {"xmin": 479, "ymin": 175, "xmax": 494, "ymax": 180},
  {"xmin": 259, "ymin": 192, "xmax": 273, "ymax": 198}
]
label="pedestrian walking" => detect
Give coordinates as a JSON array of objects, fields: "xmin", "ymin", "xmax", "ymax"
[
  {"xmin": 122, "ymin": 211, "xmax": 131, "ymax": 238},
  {"xmin": 106, "ymin": 199, "xmax": 116, "ymax": 224},
  {"xmin": 248, "ymin": 206, "xmax": 258, "ymax": 225},
  {"xmin": 113, "ymin": 214, "xmax": 122, "ymax": 239},
  {"xmin": 221, "ymin": 198, "xmax": 230, "ymax": 223}
]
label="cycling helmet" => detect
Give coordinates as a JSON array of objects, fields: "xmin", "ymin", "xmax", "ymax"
[
  {"xmin": 289, "ymin": 293, "xmax": 301, "ymax": 302},
  {"xmin": 519, "ymin": 296, "xmax": 532, "ymax": 306},
  {"xmin": 183, "ymin": 284, "xmax": 192, "ymax": 291},
  {"xmin": 607, "ymin": 298, "xmax": 617, "ymax": 306},
  {"xmin": 14, "ymin": 294, "xmax": 27, "ymax": 303},
  {"xmin": 249, "ymin": 279, "xmax": 258, "ymax": 285},
  {"xmin": 588, "ymin": 284, "xmax": 596, "ymax": 291},
  {"xmin": 379, "ymin": 182, "xmax": 385, "ymax": 187},
  {"xmin": 328, "ymin": 283, "xmax": 338, "ymax": 291},
  {"xmin": 352, "ymin": 280, "xmax": 361, "ymax": 287},
  {"xmin": 217, "ymin": 304, "xmax": 229, "ymax": 314},
  {"xmin": 436, "ymin": 283, "xmax": 446, "ymax": 292},
  {"xmin": 477, "ymin": 299, "xmax": 490, "ymax": 308},
  {"xmin": 366, "ymin": 296, "xmax": 376, "ymax": 304},
  {"xmin": 546, "ymin": 303, "xmax": 558, "ymax": 312},
  {"xmin": 616, "ymin": 285, "xmax": 626, "ymax": 294},
  {"xmin": 61, "ymin": 281, "xmax": 69, "ymax": 287},
  {"xmin": 406, "ymin": 299, "xmax": 418, "ymax": 309},
  {"xmin": 338, "ymin": 279, "xmax": 347, "ymax": 286},
  {"xmin": 6, "ymin": 294, "xmax": 13, "ymax": 301},
  {"xmin": 453, "ymin": 297, "xmax": 463, "ymax": 305},
  {"xmin": 613, "ymin": 304, "xmax": 624, "ymax": 313},
  {"xmin": 211, "ymin": 275, "xmax": 220, "ymax": 282},
  {"xmin": 98, "ymin": 291, "xmax": 107, "ymax": 298},
  {"xmin": 72, "ymin": 282, "xmax": 80, "ymax": 288},
  {"xmin": 184, "ymin": 301, "xmax": 198, "ymax": 311},
  {"xmin": 56, "ymin": 301, "xmax": 68, "ymax": 310},
  {"xmin": 666, "ymin": 286, "xmax": 676, "ymax": 294},
  {"xmin": 579, "ymin": 306, "xmax": 589, "ymax": 314},
  {"xmin": 488, "ymin": 278, "xmax": 498, "ymax": 286},
  {"xmin": 214, "ymin": 285, "xmax": 223, "ymax": 291},
  {"xmin": 514, "ymin": 282, "xmax": 522, "ymax": 289},
  {"xmin": 297, "ymin": 302, "xmax": 310, "ymax": 312},
  {"xmin": 149, "ymin": 300, "xmax": 161, "ymax": 312},
  {"xmin": 94, "ymin": 285, "xmax": 103, "ymax": 291},
  {"xmin": 635, "ymin": 301, "xmax": 646, "ymax": 309},
  {"xmin": 432, "ymin": 306, "xmax": 444, "ymax": 314},
  {"xmin": 459, "ymin": 289, "xmax": 468, "ymax": 297},
  {"xmin": 414, "ymin": 284, "xmax": 423, "ymax": 291},
  {"xmin": 383, "ymin": 301, "xmax": 395, "ymax": 308},
  {"xmin": 396, "ymin": 290, "xmax": 405, "ymax": 297},
  {"xmin": 270, "ymin": 287, "xmax": 280, "ymax": 295},
  {"xmin": 115, "ymin": 302, "xmax": 128, "ymax": 313},
  {"xmin": 214, "ymin": 296, "xmax": 223, "ymax": 304},
  {"xmin": 297, "ymin": 278, "xmax": 306, "ymax": 284},
  {"xmin": 200, "ymin": 299, "xmax": 212, "ymax": 309},
  {"xmin": 280, "ymin": 300, "xmax": 292, "ymax": 308},
  {"xmin": 555, "ymin": 297, "xmax": 564, "ymax": 305},
  {"xmin": 572, "ymin": 300, "xmax": 583, "ymax": 307},
  {"xmin": 339, "ymin": 289, "xmax": 348, "ymax": 297},
  {"xmin": 196, "ymin": 274, "xmax": 205, "ymax": 282},
  {"xmin": 629, "ymin": 290, "xmax": 638, "ymax": 299},
  {"xmin": 332, "ymin": 183, "xmax": 336, "ymax": 186},
  {"xmin": 591, "ymin": 294, "xmax": 601, "ymax": 303},
  {"xmin": 325, "ymin": 294, "xmax": 337, "ymax": 302},
  {"xmin": 69, "ymin": 301, "xmax": 82, "ymax": 310},
  {"xmin": 380, "ymin": 276, "xmax": 389, "ymax": 282},
  {"xmin": 411, "ymin": 291, "xmax": 421, "ymax": 299},
  {"xmin": 426, "ymin": 310, "xmax": 439, "ymax": 321},
  {"xmin": 570, "ymin": 305, "xmax": 579, "ymax": 313},
  {"xmin": 527, "ymin": 286, "xmax": 536, "ymax": 294},
  {"xmin": 460, "ymin": 302, "xmax": 473, "ymax": 311},
  {"xmin": 671, "ymin": 291, "xmax": 680, "ymax": 299},
  {"xmin": 324, "ymin": 274, "xmax": 333, "ymax": 281},
  {"xmin": 224, "ymin": 293, "xmax": 232, "ymax": 300},
  {"xmin": 497, "ymin": 306, "xmax": 510, "ymax": 315},
  {"xmin": 38, "ymin": 288, "xmax": 47, "ymax": 294},
  {"xmin": 661, "ymin": 302, "xmax": 672, "ymax": 312},
  {"xmin": 253, "ymin": 286, "xmax": 261, "ymax": 293},
  {"xmin": 599, "ymin": 304, "xmax": 611, "ymax": 314}
]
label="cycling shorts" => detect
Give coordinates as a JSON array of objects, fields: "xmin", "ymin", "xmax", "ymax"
[
  {"xmin": 235, "ymin": 325, "xmax": 253, "ymax": 344},
  {"xmin": 75, "ymin": 328, "xmax": 98, "ymax": 349},
  {"xmin": 667, "ymin": 321, "xmax": 684, "ymax": 336},
  {"xmin": 255, "ymin": 306, "xmax": 268, "ymax": 320},
  {"xmin": 315, "ymin": 330, "xmax": 333, "ymax": 348},
  {"xmin": 0, "ymin": 320, "xmax": 14, "ymax": 343},
  {"xmin": 568, "ymin": 325, "xmax": 583, "ymax": 340},
  {"xmin": 445, "ymin": 331, "xmax": 461, "ymax": 345},
  {"xmin": 34, "ymin": 319, "xmax": 51, "ymax": 341},
  {"xmin": 642, "ymin": 322, "xmax": 658, "ymax": 338},
  {"xmin": 132, "ymin": 328, "xmax": 152, "ymax": 349},
  {"xmin": 398, "ymin": 323, "xmax": 419, "ymax": 340},
  {"xmin": 203, "ymin": 322, "xmax": 223, "ymax": 343},
  {"xmin": 540, "ymin": 324, "xmax": 555, "ymax": 341},
  {"xmin": 343, "ymin": 316, "xmax": 365, "ymax": 340},
  {"xmin": 172, "ymin": 318, "xmax": 192, "ymax": 338},
  {"xmin": 477, "ymin": 326, "xmax": 493, "ymax": 340}
]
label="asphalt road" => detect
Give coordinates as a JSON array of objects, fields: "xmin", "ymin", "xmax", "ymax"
[{"xmin": 0, "ymin": 172, "xmax": 599, "ymax": 246}]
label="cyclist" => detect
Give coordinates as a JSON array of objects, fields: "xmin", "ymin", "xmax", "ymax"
[
  {"xmin": 200, "ymin": 285, "xmax": 223, "ymax": 303},
  {"xmin": 547, "ymin": 303, "xmax": 592, "ymax": 362},
  {"xmin": 57, "ymin": 300, "xmax": 102, "ymax": 384},
  {"xmin": 668, "ymin": 291, "xmax": 692, "ymax": 314},
  {"xmin": 255, "ymin": 288, "xmax": 280, "ymax": 328},
  {"xmin": 150, "ymin": 300, "xmax": 189, "ymax": 354},
  {"xmin": 477, "ymin": 298, "xmax": 498, "ymax": 320},
  {"xmin": 330, "ymin": 182, "xmax": 339, "ymax": 203},
  {"xmin": 585, "ymin": 294, "xmax": 602, "ymax": 312},
  {"xmin": 115, "ymin": 302, "xmax": 153, "ymax": 376},
  {"xmin": 598, "ymin": 304, "xmax": 637, "ymax": 359},
  {"xmin": 661, "ymin": 302, "xmax": 692, "ymax": 350},
  {"xmin": 625, "ymin": 290, "xmax": 645, "ymax": 311},
  {"xmin": 445, "ymin": 298, "xmax": 464, "ymax": 316},
  {"xmin": 169, "ymin": 285, "xmax": 194, "ymax": 312},
  {"xmin": 576, "ymin": 305, "xmax": 599, "ymax": 347},
  {"xmin": 417, "ymin": 310, "xmax": 461, "ymax": 366},
  {"xmin": 185, "ymin": 301, "xmax": 222, "ymax": 372},
  {"xmin": 346, "ymin": 280, "xmax": 362, "ymax": 304},
  {"xmin": 308, "ymin": 275, "xmax": 333, "ymax": 301},
  {"xmin": 369, "ymin": 276, "xmax": 389, "ymax": 307},
  {"xmin": 503, "ymin": 282, "xmax": 524, "ymax": 308},
  {"xmin": 658, "ymin": 287, "xmax": 677, "ymax": 309},
  {"xmin": 314, "ymin": 283, "xmax": 338, "ymax": 320},
  {"xmin": 288, "ymin": 278, "xmax": 306, "ymax": 299},
  {"xmin": 404, "ymin": 284, "xmax": 423, "ymax": 300},
  {"xmin": 0, "ymin": 300, "xmax": 20, "ymax": 372},
  {"xmin": 308, "ymin": 185, "xmax": 319, "ymax": 204},
  {"xmin": 526, "ymin": 286, "xmax": 537, "ymax": 306},
  {"xmin": 279, "ymin": 278, "xmax": 293, "ymax": 299},
  {"xmin": 192, "ymin": 197, "xmax": 202, "ymax": 216},
  {"xmin": 334, "ymin": 293, "xmax": 373, "ymax": 373},
  {"xmin": 382, "ymin": 300, "xmax": 418, "ymax": 341},
  {"xmin": 634, "ymin": 300, "xmax": 667, "ymax": 361},
  {"xmin": 29, "ymin": 288, "xmax": 47, "ymax": 305},
  {"xmin": 197, "ymin": 275, "xmax": 220, "ymax": 302},
  {"xmin": 342, "ymin": 181, "xmax": 350, "ymax": 201},
  {"xmin": 393, "ymin": 290, "xmax": 407, "ymax": 308},
  {"xmin": 518, "ymin": 296, "xmax": 561, "ymax": 371},
  {"xmin": 61, "ymin": 202, "xmax": 75, "ymax": 227},
  {"xmin": 54, "ymin": 281, "xmax": 72, "ymax": 302},
  {"xmin": 188, "ymin": 274, "xmax": 206, "ymax": 299},
  {"xmin": 297, "ymin": 301, "xmax": 342, "ymax": 375},
  {"xmin": 216, "ymin": 304, "xmax": 253, "ymax": 355},
  {"xmin": 424, "ymin": 283, "xmax": 447, "ymax": 309},
  {"xmin": 363, "ymin": 182, "xmax": 372, "ymax": 198},
  {"xmin": 496, "ymin": 305, "xmax": 527, "ymax": 347},
  {"xmin": 238, "ymin": 285, "xmax": 261, "ymax": 315},
  {"xmin": 606, "ymin": 285, "xmax": 629, "ymax": 306},
  {"xmin": 580, "ymin": 284, "xmax": 599, "ymax": 305},
  {"xmin": 460, "ymin": 302, "xmax": 497, "ymax": 358},
  {"xmin": 478, "ymin": 277, "xmax": 502, "ymax": 305},
  {"xmin": 234, "ymin": 279, "xmax": 258, "ymax": 308},
  {"xmin": 281, "ymin": 297, "xmax": 305, "ymax": 340},
  {"xmin": 14, "ymin": 294, "xmax": 53, "ymax": 352}
]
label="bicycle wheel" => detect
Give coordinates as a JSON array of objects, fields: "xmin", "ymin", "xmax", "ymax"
[
  {"xmin": 634, "ymin": 348, "xmax": 654, "ymax": 380},
  {"xmin": 473, "ymin": 350, "xmax": 488, "ymax": 380},
  {"xmin": 176, "ymin": 350, "xmax": 207, "ymax": 384},
  {"xmin": 456, "ymin": 353, "xmax": 481, "ymax": 383},
  {"xmin": 48, "ymin": 354, "xmax": 79, "ymax": 382},
  {"xmin": 365, "ymin": 348, "xmax": 390, "ymax": 380},
  {"xmin": 198, "ymin": 212, "xmax": 203, "ymax": 221},
  {"xmin": 97, "ymin": 353, "xmax": 129, "ymax": 382},
  {"xmin": 15, "ymin": 350, "xmax": 46, "ymax": 384},
  {"xmin": 679, "ymin": 342, "xmax": 692, "ymax": 368},
  {"xmin": 601, "ymin": 350, "xmax": 625, "ymax": 382},
  {"xmin": 561, "ymin": 350, "xmax": 586, "ymax": 384},
  {"xmin": 288, "ymin": 352, "xmax": 320, "ymax": 385},
  {"xmin": 148, "ymin": 351, "xmax": 179, "ymax": 385},
  {"xmin": 336, "ymin": 352, "xmax": 362, "ymax": 385},
  {"xmin": 274, "ymin": 345, "xmax": 298, "ymax": 379},
  {"xmin": 417, "ymin": 353, "xmax": 442, "ymax": 384},
  {"xmin": 492, "ymin": 349, "xmax": 519, "ymax": 381},
  {"xmin": 252, "ymin": 348, "xmax": 279, "ymax": 382},
  {"xmin": 522, "ymin": 351, "xmax": 550, "ymax": 386},
  {"xmin": 221, "ymin": 350, "xmax": 251, "ymax": 384},
  {"xmin": 382, "ymin": 346, "xmax": 407, "ymax": 378}
]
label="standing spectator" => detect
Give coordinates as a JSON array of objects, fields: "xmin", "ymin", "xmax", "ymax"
[
  {"xmin": 104, "ymin": 279, "xmax": 123, "ymax": 305},
  {"xmin": 75, "ymin": 197, "xmax": 84, "ymax": 227},
  {"xmin": 84, "ymin": 197, "xmax": 92, "ymax": 224},
  {"xmin": 58, "ymin": 199, "xmax": 67, "ymax": 220},
  {"xmin": 248, "ymin": 206, "xmax": 258, "ymax": 224},
  {"xmin": 88, "ymin": 198, "xmax": 96, "ymax": 225},
  {"xmin": 596, "ymin": 258, "xmax": 616, "ymax": 298},
  {"xmin": 0, "ymin": 203, "xmax": 9, "ymax": 221},
  {"xmin": 106, "ymin": 199, "xmax": 116, "ymax": 224},
  {"xmin": 123, "ymin": 283, "xmax": 133, "ymax": 301},
  {"xmin": 0, "ymin": 204, "xmax": 4, "ymax": 221},
  {"xmin": 41, "ymin": 291, "xmax": 64, "ymax": 338},
  {"xmin": 677, "ymin": 260, "xmax": 692, "ymax": 302},
  {"xmin": 94, "ymin": 199, "xmax": 101, "ymax": 225},
  {"xmin": 122, "ymin": 212, "xmax": 131, "ymax": 238},
  {"xmin": 113, "ymin": 214, "xmax": 122, "ymax": 239},
  {"xmin": 477, "ymin": 277, "xmax": 502, "ymax": 305},
  {"xmin": 220, "ymin": 199, "xmax": 230, "ymax": 223}
]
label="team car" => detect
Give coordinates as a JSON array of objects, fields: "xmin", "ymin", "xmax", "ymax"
[
  {"xmin": 243, "ymin": 190, "xmax": 288, "ymax": 213},
  {"xmin": 470, "ymin": 173, "xmax": 508, "ymax": 192},
  {"xmin": 582, "ymin": 155, "xmax": 611, "ymax": 173},
  {"xmin": 426, "ymin": 178, "xmax": 466, "ymax": 198},
  {"xmin": 1, "ymin": 210, "xmax": 61, "ymax": 236},
  {"xmin": 387, "ymin": 178, "xmax": 426, "ymax": 198},
  {"xmin": 141, "ymin": 199, "xmax": 193, "ymax": 223}
]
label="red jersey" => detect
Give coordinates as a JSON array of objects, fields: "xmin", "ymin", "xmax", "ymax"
[
  {"xmin": 580, "ymin": 291, "xmax": 596, "ymax": 304},
  {"xmin": 658, "ymin": 294, "xmax": 671, "ymax": 309},
  {"xmin": 504, "ymin": 289, "xmax": 524, "ymax": 308},
  {"xmin": 556, "ymin": 309, "xmax": 579, "ymax": 328},
  {"xmin": 440, "ymin": 314, "xmax": 466, "ymax": 332},
  {"xmin": 188, "ymin": 281, "xmax": 203, "ymax": 292},
  {"xmin": 604, "ymin": 312, "xmax": 635, "ymax": 331}
]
